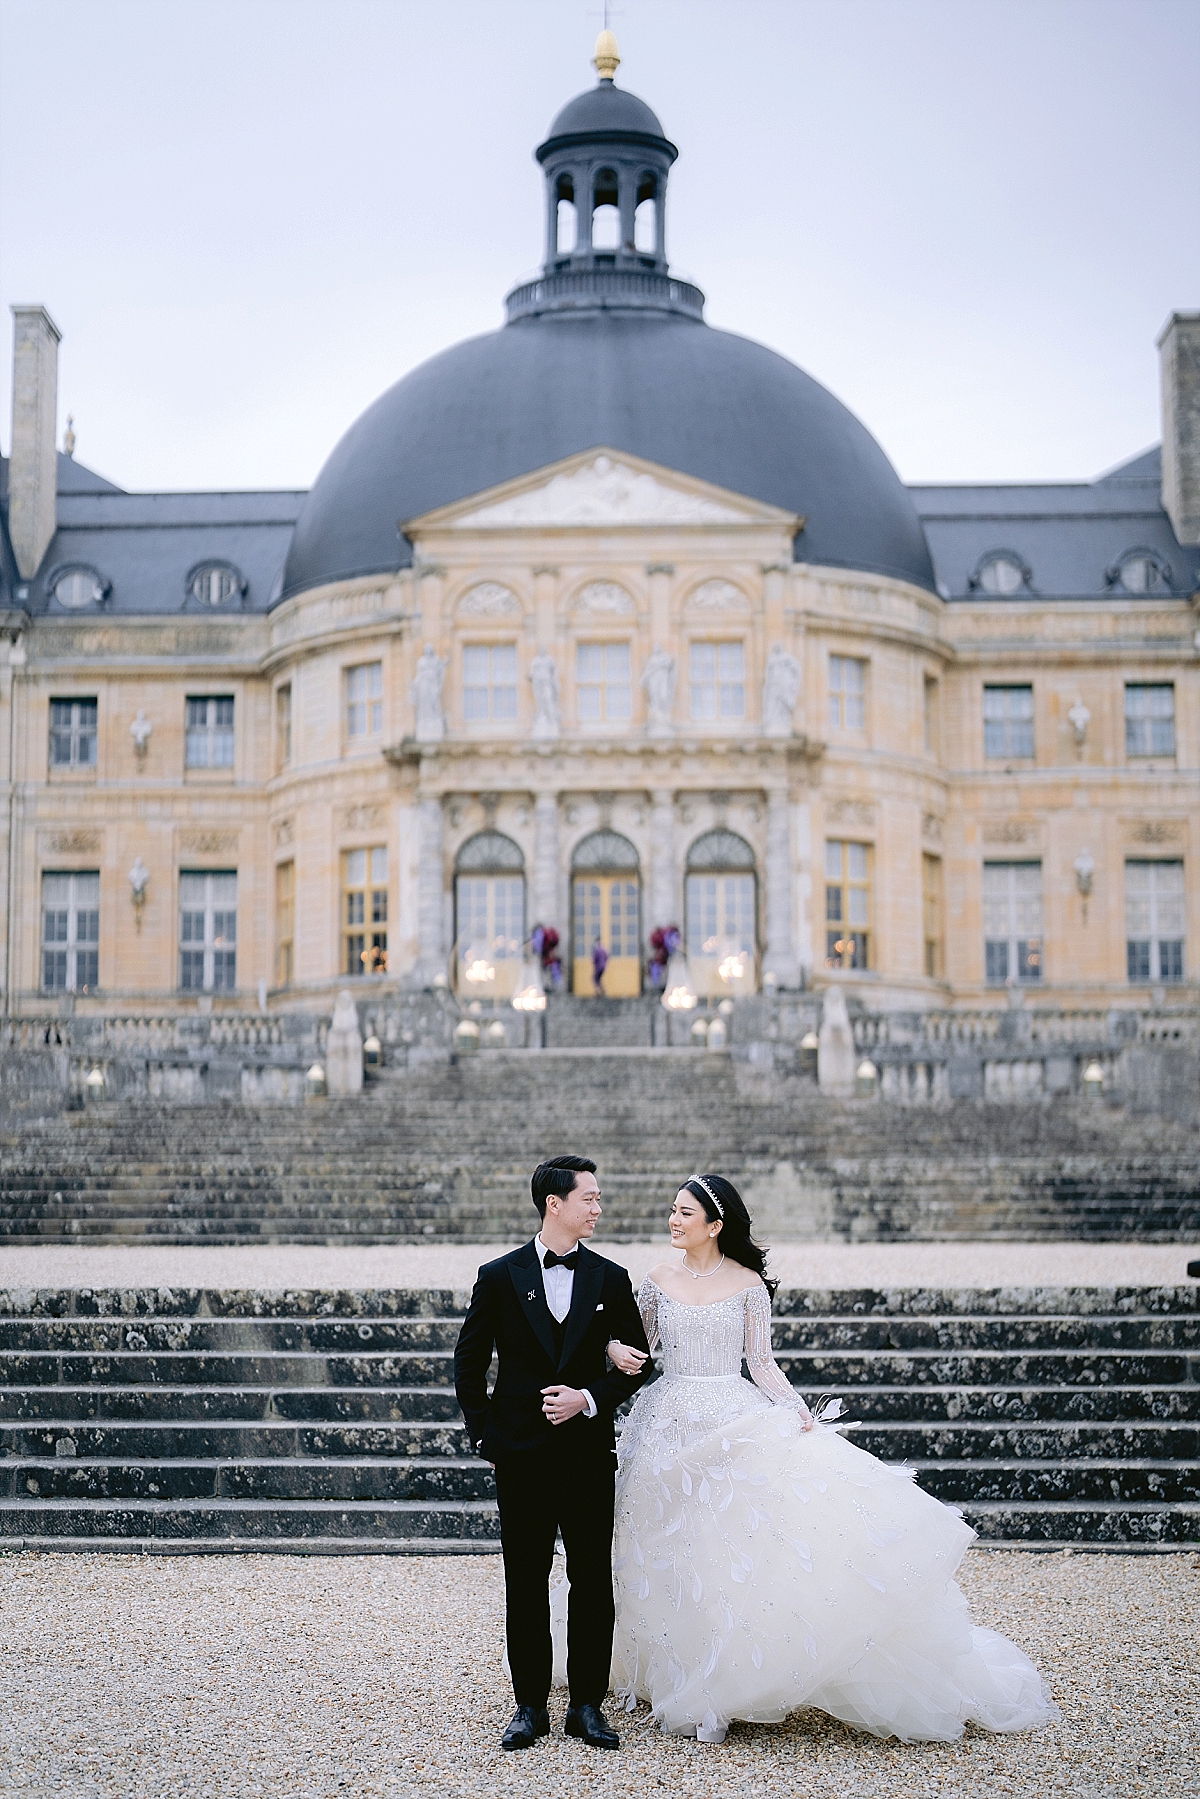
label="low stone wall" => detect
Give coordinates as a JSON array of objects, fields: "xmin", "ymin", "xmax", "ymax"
[{"xmin": 2, "ymin": 990, "xmax": 1197, "ymax": 1126}]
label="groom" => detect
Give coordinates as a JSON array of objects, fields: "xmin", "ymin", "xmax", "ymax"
[{"xmin": 454, "ymin": 1155, "xmax": 651, "ymax": 1752}]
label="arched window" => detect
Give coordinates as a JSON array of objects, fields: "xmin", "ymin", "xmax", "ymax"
[
  {"xmin": 592, "ymin": 167, "xmax": 620, "ymax": 251},
  {"xmin": 571, "ymin": 831, "xmax": 641, "ymax": 997},
  {"xmin": 685, "ymin": 830, "xmax": 757, "ymax": 995},
  {"xmin": 1106, "ymin": 548, "xmax": 1173, "ymax": 595},
  {"xmin": 454, "ymin": 832, "xmax": 525, "ymax": 1000},
  {"xmin": 555, "ymin": 173, "xmax": 577, "ymax": 254},
  {"xmin": 969, "ymin": 552, "xmax": 1032, "ymax": 596},
  {"xmin": 634, "ymin": 172, "xmax": 657, "ymax": 255}
]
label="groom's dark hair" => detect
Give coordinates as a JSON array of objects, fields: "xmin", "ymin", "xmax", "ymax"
[{"xmin": 531, "ymin": 1154, "xmax": 597, "ymax": 1218}]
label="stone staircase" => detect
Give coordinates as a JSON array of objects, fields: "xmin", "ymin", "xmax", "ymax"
[
  {"xmin": 1, "ymin": 1052, "xmax": 1198, "ymax": 1245},
  {"xmin": 0, "ymin": 1284, "xmax": 1196, "ymax": 1553}
]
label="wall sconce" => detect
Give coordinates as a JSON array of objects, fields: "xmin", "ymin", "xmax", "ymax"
[
  {"xmin": 130, "ymin": 710, "xmax": 153, "ymax": 758},
  {"xmin": 128, "ymin": 857, "xmax": 149, "ymax": 930},
  {"xmin": 1067, "ymin": 699, "xmax": 1090, "ymax": 750},
  {"xmin": 1073, "ymin": 849, "xmax": 1095, "ymax": 897}
]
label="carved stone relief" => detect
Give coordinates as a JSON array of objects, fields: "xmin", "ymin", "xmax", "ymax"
[
  {"xmin": 341, "ymin": 804, "xmax": 385, "ymax": 832},
  {"xmin": 275, "ymin": 817, "xmax": 295, "ymax": 848},
  {"xmin": 922, "ymin": 814, "xmax": 944, "ymax": 843},
  {"xmin": 178, "ymin": 830, "xmax": 238, "ymax": 855},
  {"xmin": 575, "ymin": 581, "xmax": 636, "ymax": 616},
  {"xmin": 457, "ymin": 582, "xmax": 522, "ymax": 617},
  {"xmin": 452, "ymin": 455, "xmax": 752, "ymax": 528},
  {"xmin": 1127, "ymin": 820, "xmax": 1184, "ymax": 844},
  {"xmin": 42, "ymin": 829, "xmax": 101, "ymax": 855},
  {"xmin": 983, "ymin": 820, "xmax": 1038, "ymax": 845},
  {"xmin": 686, "ymin": 579, "xmax": 746, "ymax": 611},
  {"xmin": 826, "ymin": 798, "xmax": 876, "ymax": 829}
]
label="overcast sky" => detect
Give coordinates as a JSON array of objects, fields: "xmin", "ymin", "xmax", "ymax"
[{"xmin": 1, "ymin": 0, "xmax": 1197, "ymax": 495}]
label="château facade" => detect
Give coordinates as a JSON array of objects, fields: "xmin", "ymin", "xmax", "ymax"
[{"xmin": 1, "ymin": 37, "xmax": 1198, "ymax": 1022}]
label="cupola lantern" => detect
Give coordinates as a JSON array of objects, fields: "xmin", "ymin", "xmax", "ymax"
[{"xmin": 505, "ymin": 36, "xmax": 704, "ymax": 324}]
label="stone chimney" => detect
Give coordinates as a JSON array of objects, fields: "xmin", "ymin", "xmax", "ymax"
[
  {"xmin": 7, "ymin": 304, "xmax": 61, "ymax": 579},
  {"xmin": 1158, "ymin": 310, "xmax": 1200, "ymax": 547}
]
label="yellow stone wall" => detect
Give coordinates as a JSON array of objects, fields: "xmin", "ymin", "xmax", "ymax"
[{"xmin": 0, "ymin": 470, "xmax": 1196, "ymax": 1015}]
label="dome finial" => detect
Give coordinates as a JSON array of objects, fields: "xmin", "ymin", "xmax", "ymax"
[
  {"xmin": 63, "ymin": 415, "xmax": 75, "ymax": 457},
  {"xmin": 593, "ymin": 28, "xmax": 620, "ymax": 81}
]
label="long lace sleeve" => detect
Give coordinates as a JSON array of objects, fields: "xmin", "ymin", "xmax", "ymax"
[
  {"xmin": 744, "ymin": 1285, "xmax": 813, "ymax": 1423},
  {"xmin": 636, "ymin": 1277, "xmax": 661, "ymax": 1353}
]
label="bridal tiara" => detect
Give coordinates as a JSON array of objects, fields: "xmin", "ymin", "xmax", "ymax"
[{"xmin": 689, "ymin": 1175, "xmax": 725, "ymax": 1218}]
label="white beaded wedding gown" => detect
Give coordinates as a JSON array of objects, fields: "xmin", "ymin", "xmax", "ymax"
[{"xmin": 607, "ymin": 1279, "xmax": 1059, "ymax": 1743}]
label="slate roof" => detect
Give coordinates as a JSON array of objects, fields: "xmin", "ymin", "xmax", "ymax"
[
  {"xmin": 0, "ymin": 453, "xmax": 304, "ymax": 617},
  {"xmin": 911, "ymin": 446, "xmax": 1200, "ymax": 600}
]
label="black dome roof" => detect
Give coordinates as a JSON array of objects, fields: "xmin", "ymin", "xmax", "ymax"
[
  {"xmin": 542, "ymin": 81, "xmax": 670, "ymax": 148},
  {"xmin": 281, "ymin": 310, "xmax": 936, "ymax": 601}
]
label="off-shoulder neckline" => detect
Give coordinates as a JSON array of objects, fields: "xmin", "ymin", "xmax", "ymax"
[{"xmin": 644, "ymin": 1276, "xmax": 763, "ymax": 1311}]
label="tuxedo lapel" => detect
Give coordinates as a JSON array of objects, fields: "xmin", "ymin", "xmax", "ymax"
[
  {"xmin": 507, "ymin": 1240, "xmax": 557, "ymax": 1366},
  {"xmin": 557, "ymin": 1244, "xmax": 603, "ymax": 1372}
]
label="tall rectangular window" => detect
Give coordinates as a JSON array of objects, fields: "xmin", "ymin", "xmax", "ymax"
[
  {"xmin": 49, "ymin": 699, "xmax": 97, "ymax": 769},
  {"xmin": 923, "ymin": 853, "xmax": 942, "ymax": 979},
  {"xmin": 41, "ymin": 871, "xmax": 99, "ymax": 992},
  {"xmin": 1125, "ymin": 860, "xmax": 1185, "ymax": 983},
  {"xmin": 179, "ymin": 871, "xmax": 237, "ymax": 991},
  {"xmin": 824, "ymin": 840, "xmax": 870, "ymax": 969},
  {"xmin": 275, "ymin": 684, "xmax": 292, "ymax": 769},
  {"xmin": 275, "ymin": 860, "xmax": 294, "ymax": 987},
  {"xmin": 577, "ymin": 642, "xmax": 632, "ymax": 722},
  {"xmin": 983, "ymin": 861, "xmax": 1042, "ymax": 983},
  {"xmin": 185, "ymin": 696, "xmax": 235, "ymax": 768},
  {"xmin": 828, "ymin": 656, "xmax": 866, "ymax": 731},
  {"xmin": 983, "ymin": 685, "xmax": 1034, "ymax": 760},
  {"xmin": 690, "ymin": 641, "xmax": 744, "ymax": 720},
  {"xmin": 346, "ymin": 662, "xmax": 383, "ymax": 739},
  {"xmin": 1125, "ymin": 684, "xmax": 1175, "ymax": 758},
  {"xmin": 343, "ymin": 846, "xmax": 388, "ymax": 975},
  {"xmin": 923, "ymin": 675, "xmax": 939, "ymax": 754},
  {"xmin": 463, "ymin": 644, "xmax": 518, "ymax": 722}
]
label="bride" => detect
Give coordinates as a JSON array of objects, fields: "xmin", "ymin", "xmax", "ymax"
[{"xmin": 602, "ymin": 1174, "xmax": 1060, "ymax": 1745}]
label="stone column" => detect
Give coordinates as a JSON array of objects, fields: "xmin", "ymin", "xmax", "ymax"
[
  {"xmin": 762, "ymin": 787, "xmax": 799, "ymax": 989},
  {"xmin": 532, "ymin": 793, "xmax": 560, "ymax": 931},
  {"xmin": 414, "ymin": 796, "xmax": 446, "ymax": 985},
  {"xmin": 649, "ymin": 790, "xmax": 676, "ymax": 933}
]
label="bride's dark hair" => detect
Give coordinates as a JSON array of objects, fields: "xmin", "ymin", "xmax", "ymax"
[{"xmin": 682, "ymin": 1174, "xmax": 777, "ymax": 1301}]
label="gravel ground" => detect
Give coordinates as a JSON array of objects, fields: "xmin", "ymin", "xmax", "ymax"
[
  {"xmin": 2, "ymin": 1551, "xmax": 1196, "ymax": 1799},
  {"xmin": 2, "ymin": 1240, "xmax": 1194, "ymax": 1293}
]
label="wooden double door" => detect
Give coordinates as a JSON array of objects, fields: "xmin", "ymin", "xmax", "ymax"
[{"xmin": 572, "ymin": 874, "xmax": 641, "ymax": 996}]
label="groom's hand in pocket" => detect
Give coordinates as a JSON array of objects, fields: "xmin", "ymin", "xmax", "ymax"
[{"xmin": 541, "ymin": 1384, "xmax": 588, "ymax": 1425}]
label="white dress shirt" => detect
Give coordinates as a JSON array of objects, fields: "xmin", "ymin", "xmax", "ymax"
[{"xmin": 535, "ymin": 1234, "xmax": 597, "ymax": 1419}]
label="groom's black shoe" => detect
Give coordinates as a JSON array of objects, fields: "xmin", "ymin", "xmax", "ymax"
[
  {"xmin": 501, "ymin": 1705, "xmax": 550, "ymax": 1751},
  {"xmin": 565, "ymin": 1703, "xmax": 619, "ymax": 1750}
]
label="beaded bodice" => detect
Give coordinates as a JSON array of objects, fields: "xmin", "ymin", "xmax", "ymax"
[{"xmin": 636, "ymin": 1277, "xmax": 804, "ymax": 1408}]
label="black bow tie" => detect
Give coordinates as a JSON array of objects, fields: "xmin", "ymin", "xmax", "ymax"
[{"xmin": 542, "ymin": 1249, "xmax": 579, "ymax": 1271}]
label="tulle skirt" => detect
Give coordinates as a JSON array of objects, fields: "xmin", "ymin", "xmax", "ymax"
[{"xmin": 606, "ymin": 1372, "xmax": 1060, "ymax": 1743}]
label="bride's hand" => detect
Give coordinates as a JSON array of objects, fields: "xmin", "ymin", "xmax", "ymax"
[{"xmin": 606, "ymin": 1339, "xmax": 649, "ymax": 1375}]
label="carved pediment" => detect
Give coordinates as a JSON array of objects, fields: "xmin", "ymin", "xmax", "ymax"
[
  {"xmin": 405, "ymin": 448, "xmax": 800, "ymax": 534},
  {"xmin": 457, "ymin": 581, "xmax": 522, "ymax": 617}
]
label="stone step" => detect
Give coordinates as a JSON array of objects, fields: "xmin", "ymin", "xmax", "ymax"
[
  {"xmin": 3, "ymin": 1382, "xmax": 1196, "ymax": 1427},
  {"xmin": 2, "ymin": 1347, "xmax": 1191, "ymax": 1388},
  {"xmin": 0, "ymin": 1497, "xmax": 501, "ymax": 1541},
  {"xmin": 4, "ymin": 1312, "xmax": 1195, "ymax": 1352},
  {"xmin": 4, "ymin": 1456, "xmax": 1195, "ymax": 1506},
  {"xmin": 2, "ymin": 1418, "xmax": 1193, "ymax": 1465},
  {"xmin": 961, "ymin": 1502, "xmax": 1200, "ymax": 1546}
]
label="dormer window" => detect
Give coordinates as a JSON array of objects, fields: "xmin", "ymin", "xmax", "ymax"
[
  {"xmin": 970, "ymin": 552, "xmax": 1031, "ymax": 596},
  {"xmin": 187, "ymin": 561, "xmax": 247, "ymax": 608},
  {"xmin": 49, "ymin": 564, "xmax": 109, "ymax": 610},
  {"xmin": 1106, "ymin": 550, "xmax": 1172, "ymax": 595}
]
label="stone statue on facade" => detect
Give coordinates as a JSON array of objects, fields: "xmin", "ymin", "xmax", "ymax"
[
  {"xmin": 529, "ymin": 649, "xmax": 560, "ymax": 741},
  {"xmin": 763, "ymin": 644, "xmax": 801, "ymax": 737},
  {"xmin": 410, "ymin": 645, "xmax": 446, "ymax": 743},
  {"xmin": 642, "ymin": 645, "xmax": 675, "ymax": 738}
]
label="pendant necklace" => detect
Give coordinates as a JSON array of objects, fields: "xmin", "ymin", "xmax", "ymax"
[{"xmin": 682, "ymin": 1253, "xmax": 725, "ymax": 1280}]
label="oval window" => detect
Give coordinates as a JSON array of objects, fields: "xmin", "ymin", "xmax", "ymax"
[{"xmin": 51, "ymin": 567, "xmax": 105, "ymax": 609}]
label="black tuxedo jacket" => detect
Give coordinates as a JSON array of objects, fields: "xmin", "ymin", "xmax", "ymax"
[{"xmin": 453, "ymin": 1239, "xmax": 651, "ymax": 1464}]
